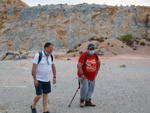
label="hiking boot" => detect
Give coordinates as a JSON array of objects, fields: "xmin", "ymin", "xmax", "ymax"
[
  {"xmin": 31, "ymin": 105, "xmax": 36, "ymax": 113},
  {"xmin": 80, "ymin": 99, "xmax": 85, "ymax": 107},
  {"xmin": 85, "ymin": 99, "xmax": 96, "ymax": 107}
]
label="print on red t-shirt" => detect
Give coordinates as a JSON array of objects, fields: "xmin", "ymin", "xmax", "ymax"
[{"xmin": 77, "ymin": 52, "xmax": 99, "ymax": 81}]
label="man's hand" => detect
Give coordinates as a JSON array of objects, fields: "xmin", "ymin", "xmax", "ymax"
[
  {"xmin": 34, "ymin": 80, "xmax": 38, "ymax": 87},
  {"xmin": 81, "ymin": 75, "xmax": 86, "ymax": 80},
  {"xmin": 53, "ymin": 78, "xmax": 56, "ymax": 84}
]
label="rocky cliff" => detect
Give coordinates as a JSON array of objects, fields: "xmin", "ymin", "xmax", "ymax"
[
  {"xmin": 0, "ymin": 2, "xmax": 150, "ymax": 52},
  {"xmin": 0, "ymin": 0, "xmax": 28, "ymax": 11}
]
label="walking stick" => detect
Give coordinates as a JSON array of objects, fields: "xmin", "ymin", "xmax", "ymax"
[{"xmin": 68, "ymin": 85, "xmax": 80, "ymax": 107}]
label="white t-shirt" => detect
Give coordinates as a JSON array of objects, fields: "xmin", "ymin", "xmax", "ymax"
[{"xmin": 33, "ymin": 51, "xmax": 54, "ymax": 82}]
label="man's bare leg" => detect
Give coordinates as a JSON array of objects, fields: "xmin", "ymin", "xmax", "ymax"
[
  {"xmin": 32, "ymin": 95, "xmax": 42, "ymax": 108},
  {"xmin": 43, "ymin": 94, "xmax": 48, "ymax": 112}
]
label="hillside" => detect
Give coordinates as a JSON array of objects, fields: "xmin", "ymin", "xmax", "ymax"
[{"xmin": 0, "ymin": 1, "xmax": 150, "ymax": 53}]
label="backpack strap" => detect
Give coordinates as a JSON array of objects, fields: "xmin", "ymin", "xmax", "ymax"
[
  {"xmin": 38, "ymin": 52, "xmax": 53, "ymax": 64},
  {"xmin": 38, "ymin": 51, "xmax": 42, "ymax": 64},
  {"xmin": 94, "ymin": 53, "xmax": 98, "ymax": 61},
  {"xmin": 51, "ymin": 54, "xmax": 53, "ymax": 62},
  {"xmin": 84, "ymin": 52, "xmax": 87, "ymax": 62}
]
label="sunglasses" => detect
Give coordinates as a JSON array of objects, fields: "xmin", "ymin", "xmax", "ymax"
[
  {"xmin": 46, "ymin": 58, "xmax": 49, "ymax": 65},
  {"xmin": 89, "ymin": 48, "xmax": 95, "ymax": 50}
]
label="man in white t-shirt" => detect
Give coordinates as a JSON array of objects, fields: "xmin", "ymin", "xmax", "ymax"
[{"xmin": 31, "ymin": 42, "xmax": 56, "ymax": 113}]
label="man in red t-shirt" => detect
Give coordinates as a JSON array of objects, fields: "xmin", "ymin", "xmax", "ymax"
[{"xmin": 77, "ymin": 43, "xmax": 101, "ymax": 107}]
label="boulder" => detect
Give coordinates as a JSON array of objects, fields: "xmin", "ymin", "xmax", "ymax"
[
  {"xmin": 0, "ymin": 54, "xmax": 6, "ymax": 61},
  {"xmin": 20, "ymin": 52, "xmax": 28, "ymax": 59},
  {"xmin": 3, "ymin": 55, "xmax": 14, "ymax": 60}
]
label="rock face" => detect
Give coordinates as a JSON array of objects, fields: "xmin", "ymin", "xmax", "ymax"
[
  {"xmin": 0, "ymin": 0, "xmax": 28, "ymax": 11},
  {"xmin": 0, "ymin": 51, "xmax": 28, "ymax": 61},
  {"xmin": 0, "ymin": 2, "xmax": 150, "ymax": 52}
]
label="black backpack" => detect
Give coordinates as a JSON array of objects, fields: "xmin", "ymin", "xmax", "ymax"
[{"xmin": 38, "ymin": 51, "xmax": 53, "ymax": 64}]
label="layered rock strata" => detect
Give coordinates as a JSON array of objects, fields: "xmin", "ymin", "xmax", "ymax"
[{"xmin": 0, "ymin": 3, "xmax": 150, "ymax": 52}]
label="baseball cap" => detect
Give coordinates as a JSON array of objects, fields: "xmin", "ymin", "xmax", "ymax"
[{"xmin": 87, "ymin": 43, "xmax": 95, "ymax": 49}]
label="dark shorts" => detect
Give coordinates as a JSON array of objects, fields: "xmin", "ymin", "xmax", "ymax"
[{"xmin": 35, "ymin": 81, "xmax": 51, "ymax": 95}]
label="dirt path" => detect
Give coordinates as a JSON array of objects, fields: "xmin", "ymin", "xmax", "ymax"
[{"xmin": 0, "ymin": 55, "xmax": 150, "ymax": 113}]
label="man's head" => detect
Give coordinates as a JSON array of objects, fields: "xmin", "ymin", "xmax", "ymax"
[
  {"xmin": 87, "ymin": 43, "xmax": 95, "ymax": 55},
  {"xmin": 44, "ymin": 42, "xmax": 53, "ymax": 55}
]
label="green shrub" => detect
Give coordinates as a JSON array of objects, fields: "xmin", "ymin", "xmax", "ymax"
[
  {"xmin": 111, "ymin": 45, "xmax": 114, "ymax": 47},
  {"xmin": 122, "ymin": 34, "xmax": 133, "ymax": 45},
  {"xmin": 107, "ymin": 43, "xmax": 110, "ymax": 45},
  {"xmin": 121, "ymin": 46, "xmax": 124, "ymax": 48},
  {"xmin": 89, "ymin": 36, "xmax": 95, "ymax": 41},
  {"xmin": 75, "ymin": 49, "xmax": 79, "ymax": 52},
  {"xmin": 140, "ymin": 42, "xmax": 146, "ymax": 46},
  {"xmin": 79, "ymin": 51, "xmax": 83, "ymax": 55},
  {"xmin": 78, "ymin": 43, "xmax": 81, "ymax": 47},
  {"xmin": 74, "ymin": 43, "xmax": 82, "ymax": 49}
]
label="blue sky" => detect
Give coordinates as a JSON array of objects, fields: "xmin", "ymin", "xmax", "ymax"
[{"xmin": 22, "ymin": 0, "xmax": 150, "ymax": 7}]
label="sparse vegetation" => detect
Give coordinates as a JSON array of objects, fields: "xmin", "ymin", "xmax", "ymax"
[
  {"xmin": 79, "ymin": 51, "xmax": 83, "ymax": 55},
  {"xmin": 136, "ymin": 40, "xmax": 139, "ymax": 44},
  {"xmin": 78, "ymin": 43, "xmax": 81, "ymax": 47},
  {"xmin": 140, "ymin": 42, "xmax": 146, "ymax": 46},
  {"xmin": 122, "ymin": 34, "xmax": 133, "ymax": 45},
  {"xmin": 75, "ymin": 49, "xmax": 79, "ymax": 52},
  {"xmin": 112, "ymin": 52, "xmax": 117, "ymax": 55},
  {"xmin": 99, "ymin": 37, "xmax": 105, "ymax": 42},
  {"xmin": 74, "ymin": 46, "xmax": 77, "ymax": 49},
  {"xmin": 67, "ymin": 49, "xmax": 75, "ymax": 53},
  {"xmin": 146, "ymin": 38, "xmax": 150, "ymax": 42},
  {"xmin": 74, "ymin": 43, "xmax": 82, "ymax": 49},
  {"xmin": 67, "ymin": 49, "xmax": 79, "ymax": 53},
  {"xmin": 147, "ymin": 44, "xmax": 150, "ymax": 46},
  {"xmin": 89, "ymin": 36, "xmax": 95, "ymax": 41},
  {"xmin": 88, "ymin": 36, "xmax": 105, "ymax": 42}
]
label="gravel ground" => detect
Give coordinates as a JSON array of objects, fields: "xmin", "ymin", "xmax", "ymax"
[{"xmin": 0, "ymin": 55, "xmax": 150, "ymax": 113}]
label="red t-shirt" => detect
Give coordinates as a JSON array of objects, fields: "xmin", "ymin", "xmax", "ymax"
[{"xmin": 77, "ymin": 51, "xmax": 99, "ymax": 81}]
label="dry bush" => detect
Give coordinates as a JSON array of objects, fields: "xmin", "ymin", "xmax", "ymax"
[
  {"xmin": 140, "ymin": 42, "xmax": 146, "ymax": 46},
  {"xmin": 66, "ymin": 49, "xmax": 74, "ymax": 53}
]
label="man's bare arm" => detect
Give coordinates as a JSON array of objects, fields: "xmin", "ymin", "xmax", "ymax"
[
  {"xmin": 32, "ymin": 63, "xmax": 38, "ymax": 86},
  {"xmin": 52, "ymin": 64, "xmax": 56, "ymax": 84},
  {"xmin": 78, "ymin": 63, "xmax": 86, "ymax": 80},
  {"xmin": 96, "ymin": 60, "xmax": 101, "ymax": 76}
]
